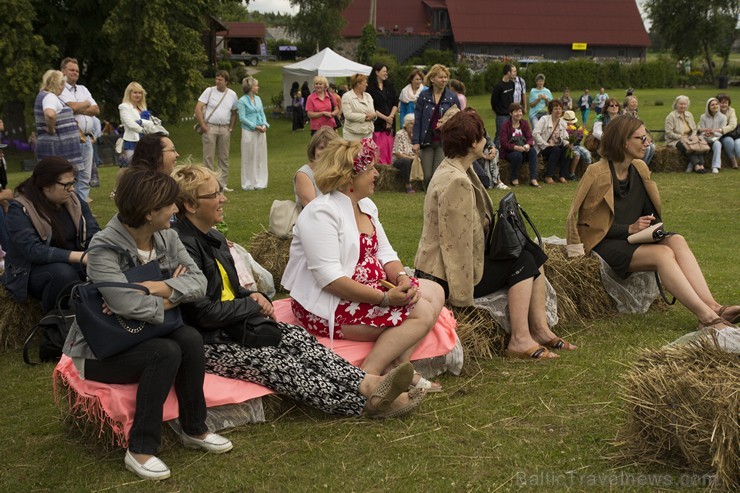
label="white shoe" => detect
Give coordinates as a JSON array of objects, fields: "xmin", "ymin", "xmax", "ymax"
[
  {"xmin": 223, "ymin": 186, "xmax": 234, "ymax": 192},
  {"xmin": 712, "ymin": 168, "xmax": 719, "ymax": 174},
  {"xmin": 180, "ymin": 432, "xmax": 233, "ymax": 454},
  {"xmin": 495, "ymin": 182, "xmax": 510, "ymax": 190},
  {"xmin": 124, "ymin": 450, "xmax": 171, "ymax": 480}
]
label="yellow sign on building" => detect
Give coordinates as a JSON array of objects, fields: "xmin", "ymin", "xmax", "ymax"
[{"xmin": 572, "ymin": 43, "xmax": 588, "ymax": 50}]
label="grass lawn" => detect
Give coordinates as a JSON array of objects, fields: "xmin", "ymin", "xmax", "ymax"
[{"xmin": 1, "ymin": 62, "xmax": 738, "ymax": 492}]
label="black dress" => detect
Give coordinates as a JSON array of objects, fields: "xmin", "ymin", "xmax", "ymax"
[{"xmin": 592, "ymin": 162, "xmax": 659, "ymax": 279}]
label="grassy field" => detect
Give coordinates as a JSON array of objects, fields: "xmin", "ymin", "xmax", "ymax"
[{"xmin": 1, "ymin": 62, "xmax": 738, "ymax": 492}]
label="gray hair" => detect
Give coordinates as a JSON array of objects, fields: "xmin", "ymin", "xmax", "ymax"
[{"xmin": 673, "ymin": 95, "xmax": 690, "ymax": 110}]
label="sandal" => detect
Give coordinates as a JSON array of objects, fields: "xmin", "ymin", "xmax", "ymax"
[
  {"xmin": 365, "ymin": 362, "xmax": 414, "ymax": 414},
  {"xmin": 718, "ymin": 305, "xmax": 740, "ymax": 324},
  {"xmin": 558, "ymin": 177, "xmax": 568, "ymax": 184},
  {"xmin": 511, "ymin": 179, "xmax": 520, "ymax": 187},
  {"xmin": 409, "ymin": 372, "xmax": 442, "ymax": 393},
  {"xmin": 369, "ymin": 388, "xmax": 426, "ymax": 419},
  {"xmin": 529, "ymin": 180, "xmax": 541, "ymax": 188},
  {"xmin": 697, "ymin": 318, "xmax": 734, "ymax": 331},
  {"xmin": 505, "ymin": 345, "xmax": 558, "ymax": 360},
  {"xmin": 544, "ymin": 177, "xmax": 555, "ymax": 184},
  {"xmin": 693, "ymin": 166, "xmax": 706, "ymax": 174},
  {"xmin": 548, "ymin": 337, "xmax": 577, "ymax": 350}
]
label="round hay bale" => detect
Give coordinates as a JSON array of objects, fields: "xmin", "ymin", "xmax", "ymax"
[
  {"xmin": 0, "ymin": 287, "xmax": 44, "ymax": 350},
  {"xmin": 374, "ymin": 164, "xmax": 405, "ymax": 192},
  {"xmin": 614, "ymin": 334, "xmax": 739, "ymax": 491},
  {"xmin": 542, "ymin": 243, "xmax": 614, "ymax": 323},
  {"xmin": 249, "ymin": 230, "xmax": 292, "ymax": 294},
  {"xmin": 449, "ymin": 305, "xmax": 506, "ymax": 359}
]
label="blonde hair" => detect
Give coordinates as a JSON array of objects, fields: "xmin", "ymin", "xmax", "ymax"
[
  {"xmin": 171, "ymin": 164, "xmax": 219, "ymax": 217},
  {"xmin": 349, "ymin": 73, "xmax": 367, "ymax": 89},
  {"xmin": 122, "ymin": 82, "xmax": 148, "ymax": 110},
  {"xmin": 40, "ymin": 70, "xmax": 65, "ymax": 93},
  {"xmin": 424, "ymin": 64, "xmax": 450, "ymax": 86},
  {"xmin": 242, "ymin": 76, "xmax": 258, "ymax": 94},
  {"xmin": 314, "ymin": 138, "xmax": 367, "ymax": 194},
  {"xmin": 313, "ymin": 75, "xmax": 329, "ymax": 87}
]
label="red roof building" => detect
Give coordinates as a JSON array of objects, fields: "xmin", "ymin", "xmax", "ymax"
[{"xmin": 341, "ymin": 0, "xmax": 650, "ymax": 62}]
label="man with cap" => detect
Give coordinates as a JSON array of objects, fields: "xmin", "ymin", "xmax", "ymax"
[
  {"xmin": 562, "ymin": 110, "xmax": 592, "ymax": 180},
  {"xmin": 59, "ymin": 57, "xmax": 99, "ymax": 203}
]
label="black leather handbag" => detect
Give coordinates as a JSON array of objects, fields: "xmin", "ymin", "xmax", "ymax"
[
  {"xmin": 221, "ymin": 315, "xmax": 283, "ymax": 348},
  {"xmin": 72, "ymin": 245, "xmax": 184, "ymax": 359},
  {"xmin": 487, "ymin": 192, "xmax": 542, "ymax": 260}
]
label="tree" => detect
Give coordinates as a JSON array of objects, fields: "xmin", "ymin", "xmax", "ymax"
[
  {"xmin": 356, "ymin": 23, "xmax": 377, "ymax": 65},
  {"xmin": 645, "ymin": 0, "xmax": 739, "ymax": 81},
  {"xmin": 288, "ymin": 0, "xmax": 351, "ymax": 52},
  {"xmin": 0, "ymin": 0, "xmax": 58, "ymax": 138}
]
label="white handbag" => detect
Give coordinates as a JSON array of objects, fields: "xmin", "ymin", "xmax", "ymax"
[{"xmin": 269, "ymin": 200, "xmax": 300, "ymax": 239}]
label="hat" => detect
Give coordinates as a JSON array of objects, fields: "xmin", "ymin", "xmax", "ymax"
[
  {"xmin": 403, "ymin": 113, "xmax": 415, "ymax": 126},
  {"xmin": 563, "ymin": 110, "xmax": 578, "ymax": 124}
]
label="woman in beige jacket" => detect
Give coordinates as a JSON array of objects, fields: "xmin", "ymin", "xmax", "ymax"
[
  {"xmin": 664, "ymin": 95, "xmax": 708, "ymax": 173},
  {"xmin": 567, "ymin": 115, "xmax": 738, "ymax": 330},
  {"xmin": 341, "ymin": 74, "xmax": 376, "ymax": 141},
  {"xmin": 415, "ymin": 110, "xmax": 575, "ymax": 360}
]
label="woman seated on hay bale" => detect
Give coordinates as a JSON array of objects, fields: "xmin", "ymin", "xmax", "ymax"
[
  {"xmin": 414, "ymin": 110, "xmax": 576, "ymax": 360},
  {"xmin": 2, "ymin": 157, "xmax": 99, "ymax": 313},
  {"xmin": 171, "ymin": 165, "xmax": 424, "ymax": 418},
  {"xmin": 282, "ymin": 138, "xmax": 446, "ymax": 391},
  {"xmin": 294, "ymin": 126, "xmax": 338, "ymax": 209},
  {"xmin": 566, "ymin": 114, "xmax": 739, "ymax": 331}
]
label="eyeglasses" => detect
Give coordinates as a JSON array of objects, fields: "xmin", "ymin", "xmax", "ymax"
[
  {"xmin": 634, "ymin": 135, "xmax": 650, "ymax": 144},
  {"xmin": 608, "ymin": 104, "xmax": 620, "ymax": 108},
  {"xmin": 56, "ymin": 181, "xmax": 76, "ymax": 191},
  {"xmin": 197, "ymin": 186, "xmax": 225, "ymax": 200},
  {"xmin": 163, "ymin": 147, "xmax": 177, "ymax": 153}
]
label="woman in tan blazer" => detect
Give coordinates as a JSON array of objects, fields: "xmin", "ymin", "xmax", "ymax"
[
  {"xmin": 567, "ymin": 115, "xmax": 738, "ymax": 330},
  {"xmin": 415, "ymin": 110, "xmax": 575, "ymax": 360}
]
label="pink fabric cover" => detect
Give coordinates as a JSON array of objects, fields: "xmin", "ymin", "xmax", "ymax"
[{"xmin": 54, "ymin": 299, "xmax": 457, "ymax": 447}]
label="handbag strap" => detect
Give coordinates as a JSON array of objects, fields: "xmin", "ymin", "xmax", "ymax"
[
  {"xmin": 81, "ymin": 243, "xmax": 137, "ymax": 272},
  {"xmin": 73, "ymin": 281, "xmax": 150, "ymax": 295},
  {"xmin": 654, "ymin": 272, "xmax": 676, "ymax": 305},
  {"xmin": 516, "ymin": 205, "xmax": 543, "ymax": 247}
]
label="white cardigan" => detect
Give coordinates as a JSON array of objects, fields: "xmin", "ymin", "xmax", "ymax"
[
  {"xmin": 533, "ymin": 115, "xmax": 568, "ymax": 154},
  {"xmin": 118, "ymin": 102, "xmax": 156, "ymax": 143},
  {"xmin": 282, "ymin": 191, "xmax": 399, "ymax": 341}
]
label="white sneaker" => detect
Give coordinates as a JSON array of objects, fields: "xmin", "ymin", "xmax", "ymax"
[
  {"xmin": 495, "ymin": 182, "xmax": 510, "ymax": 190},
  {"xmin": 712, "ymin": 168, "xmax": 719, "ymax": 174},
  {"xmin": 180, "ymin": 431, "xmax": 233, "ymax": 454},
  {"xmin": 124, "ymin": 450, "xmax": 171, "ymax": 480},
  {"xmin": 223, "ymin": 186, "xmax": 234, "ymax": 192}
]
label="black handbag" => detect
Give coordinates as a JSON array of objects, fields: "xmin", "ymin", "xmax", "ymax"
[
  {"xmin": 72, "ymin": 245, "xmax": 184, "ymax": 359},
  {"xmin": 487, "ymin": 192, "xmax": 542, "ymax": 260},
  {"xmin": 329, "ymin": 94, "xmax": 342, "ymax": 129},
  {"xmin": 221, "ymin": 315, "xmax": 283, "ymax": 348}
]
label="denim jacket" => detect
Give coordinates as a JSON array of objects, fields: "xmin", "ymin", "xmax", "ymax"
[{"xmin": 412, "ymin": 87, "xmax": 460, "ymax": 146}]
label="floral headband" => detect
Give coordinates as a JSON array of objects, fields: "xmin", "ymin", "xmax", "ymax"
[{"xmin": 353, "ymin": 138, "xmax": 379, "ymax": 174}]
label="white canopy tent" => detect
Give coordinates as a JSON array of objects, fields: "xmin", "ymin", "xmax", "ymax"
[{"xmin": 281, "ymin": 48, "xmax": 372, "ymax": 109}]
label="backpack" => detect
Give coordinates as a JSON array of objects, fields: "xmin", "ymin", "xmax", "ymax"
[{"xmin": 22, "ymin": 289, "xmax": 77, "ymax": 365}]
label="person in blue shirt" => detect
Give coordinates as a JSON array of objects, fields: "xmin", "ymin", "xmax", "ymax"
[{"xmin": 237, "ymin": 76, "xmax": 270, "ymax": 190}]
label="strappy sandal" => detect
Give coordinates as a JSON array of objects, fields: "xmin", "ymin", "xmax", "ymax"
[
  {"xmin": 717, "ymin": 305, "xmax": 740, "ymax": 324},
  {"xmin": 696, "ymin": 318, "xmax": 733, "ymax": 331},
  {"xmin": 409, "ymin": 372, "xmax": 442, "ymax": 393},
  {"xmin": 548, "ymin": 337, "xmax": 577, "ymax": 350},
  {"xmin": 365, "ymin": 363, "xmax": 413, "ymax": 414},
  {"xmin": 369, "ymin": 388, "xmax": 426, "ymax": 419},
  {"xmin": 505, "ymin": 345, "xmax": 558, "ymax": 360}
]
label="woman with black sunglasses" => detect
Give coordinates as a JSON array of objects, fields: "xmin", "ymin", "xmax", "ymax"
[
  {"xmin": 2, "ymin": 157, "xmax": 99, "ymax": 313},
  {"xmin": 566, "ymin": 115, "xmax": 739, "ymax": 331}
]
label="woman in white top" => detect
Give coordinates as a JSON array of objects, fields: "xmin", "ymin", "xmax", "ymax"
[
  {"xmin": 698, "ymin": 97, "xmax": 727, "ymax": 173},
  {"xmin": 33, "ymin": 70, "xmax": 83, "ymax": 170},
  {"xmin": 283, "ymin": 138, "xmax": 445, "ymax": 392},
  {"xmin": 398, "ymin": 69, "xmax": 424, "ymax": 127},
  {"xmin": 294, "ymin": 127, "xmax": 338, "ymax": 209},
  {"xmin": 533, "ymin": 100, "xmax": 571, "ymax": 183},
  {"xmin": 118, "ymin": 82, "xmax": 154, "ymax": 167},
  {"xmin": 717, "ymin": 93, "xmax": 739, "ymax": 169},
  {"xmin": 341, "ymin": 74, "xmax": 376, "ymax": 141}
]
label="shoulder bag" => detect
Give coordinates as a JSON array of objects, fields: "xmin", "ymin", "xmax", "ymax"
[
  {"xmin": 487, "ymin": 192, "xmax": 542, "ymax": 260},
  {"xmin": 72, "ymin": 244, "xmax": 185, "ymax": 359},
  {"xmin": 680, "ymin": 134, "xmax": 710, "ymax": 154},
  {"xmin": 194, "ymin": 88, "xmax": 227, "ymax": 134},
  {"xmin": 328, "ymin": 93, "xmax": 342, "ymax": 129},
  {"xmin": 269, "ymin": 199, "xmax": 300, "ymax": 238}
]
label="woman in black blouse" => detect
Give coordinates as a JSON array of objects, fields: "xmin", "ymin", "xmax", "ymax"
[{"xmin": 367, "ymin": 62, "xmax": 397, "ymax": 165}]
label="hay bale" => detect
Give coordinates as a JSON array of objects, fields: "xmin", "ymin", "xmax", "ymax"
[
  {"xmin": 375, "ymin": 164, "xmax": 405, "ymax": 192},
  {"xmin": 542, "ymin": 243, "xmax": 614, "ymax": 323},
  {"xmin": 249, "ymin": 230, "xmax": 292, "ymax": 293},
  {"xmin": 614, "ymin": 334, "xmax": 739, "ymax": 491},
  {"xmin": 0, "ymin": 287, "xmax": 43, "ymax": 350},
  {"xmin": 449, "ymin": 305, "xmax": 506, "ymax": 359}
]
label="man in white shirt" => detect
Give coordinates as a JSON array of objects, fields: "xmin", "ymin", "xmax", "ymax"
[
  {"xmin": 195, "ymin": 70, "xmax": 238, "ymax": 191},
  {"xmin": 59, "ymin": 57, "xmax": 99, "ymax": 203}
]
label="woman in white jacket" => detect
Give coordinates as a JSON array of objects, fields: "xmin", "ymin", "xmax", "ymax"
[
  {"xmin": 698, "ymin": 97, "xmax": 727, "ymax": 173},
  {"xmin": 118, "ymin": 82, "xmax": 154, "ymax": 167}
]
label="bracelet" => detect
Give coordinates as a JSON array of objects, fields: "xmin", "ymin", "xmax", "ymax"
[
  {"xmin": 379, "ymin": 291, "xmax": 391, "ymax": 307},
  {"xmin": 396, "ymin": 271, "xmax": 409, "ymax": 283}
]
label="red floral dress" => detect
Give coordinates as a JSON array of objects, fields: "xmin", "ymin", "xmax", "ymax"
[{"xmin": 292, "ymin": 230, "xmax": 419, "ymax": 339}]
